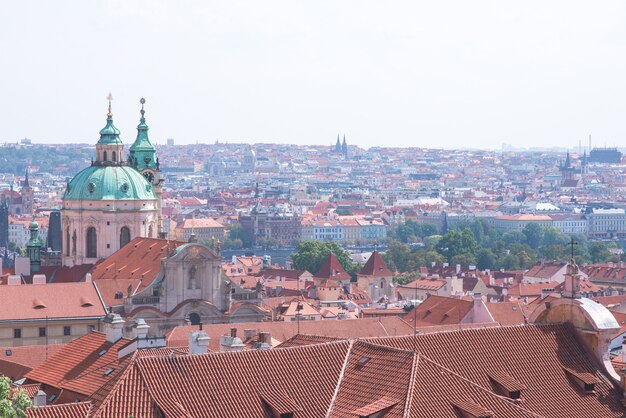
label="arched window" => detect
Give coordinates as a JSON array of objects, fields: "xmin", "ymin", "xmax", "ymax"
[
  {"xmin": 86, "ymin": 227, "xmax": 97, "ymax": 258},
  {"xmin": 72, "ymin": 230, "xmax": 77, "ymax": 255},
  {"xmin": 188, "ymin": 312, "xmax": 201, "ymax": 325},
  {"xmin": 103, "ymin": 151, "xmax": 108, "ymax": 162},
  {"xmin": 112, "ymin": 151, "xmax": 117, "ymax": 162},
  {"xmin": 148, "ymin": 224, "xmax": 154, "ymax": 238},
  {"xmin": 120, "ymin": 226, "xmax": 131, "ymax": 248},
  {"xmin": 65, "ymin": 228, "xmax": 70, "ymax": 256}
]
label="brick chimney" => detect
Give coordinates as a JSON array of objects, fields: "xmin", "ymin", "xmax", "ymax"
[
  {"xmin": 103, "ymin": 313, "xmax": 125, "ymax": 344},
  {"xmin": 220, "ymin": 332, "xmax": 245, "ymax": 352},
  {"xmin": 189, "ymin": 330, "xmax": 210, "ymax": 354}
]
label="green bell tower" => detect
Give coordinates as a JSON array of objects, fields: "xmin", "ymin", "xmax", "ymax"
[
  {"xmin": 26, "ymin": 218, "xmax": 42, "ymax": 273},
  {"xmin": 129, "ymin": 98, "xmax": 163, "ymax": 235}
]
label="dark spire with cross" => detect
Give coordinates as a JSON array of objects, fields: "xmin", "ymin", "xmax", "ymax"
[{"xmin": 568, "ymin": 236, "xmax": 578, "ymax": 260}]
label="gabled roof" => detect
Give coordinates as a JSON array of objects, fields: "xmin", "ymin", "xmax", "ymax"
[
  {"xmin": 90, "ymin": 237, "xmax": 182, "ymax": 306},
  {"xmin": 24, "ymin": 332, "xmax": 134, "ymax": 399},
  {"xmin": 93, "ymin": 340, "xmax": 353, "ymax": 418},
  {"xmin": 409, "ymin": 295, "xmax": 474, "ymax": 325},
  {"xmin": 358, "ymin": 251, "xmax": 392, "ymax": 277},
  {"xmin": 314, "ymin": 253, "xmax": 351, "ymax": 281},
  {"xmin": 371, "ymin": 323, "xmax": 624, "ymax": 417}
]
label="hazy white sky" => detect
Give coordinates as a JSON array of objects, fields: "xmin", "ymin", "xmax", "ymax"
[{"xmin": 2, "ymin": 1, "xmax": 626, "ymax": 149}]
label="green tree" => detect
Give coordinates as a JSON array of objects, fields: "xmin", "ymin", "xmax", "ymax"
[
  {"xmin": 522, "ymin": 223, "xmax": 544, "ymax": 250},
  {"xmin": 589, "ymin": 242, "xmax": 612, "ymax": 264},
  {"xmin": 291, "ymin": 241, "xmax": 356, "ymax": 277},
  {"xmin": 502, "ymin": 231, "xmax": 526, "ymax": 246},
  {"xmin": 382, "ymin": 241, "xmax": 411, "ymax": 273},
  {"xmin": 540, "ymin": 244, "xmax": 565, "ymax": 261},
  {"xmin": 451, "ymin": 254, "xmax": 477, "ymax": 268},
  {"xmin": 0, "ymin": 376, "xmax": 32, "ymax": 418},
  {"xmin": 227, "ymin": 223, "xmax": 253, "ymax": 248},
  {"xmin": 437, "ymin": 229, "xmax": 479, "ymax": 263},
  {"xmin": 542, "ymin": 227, "xmax": 568, "ymax": 247},
  {"xmin": 406, "ymin": 249, "xmax": 445, "ymax": 272},
  {"xmin": 476, "ymin": 248, "xmax": 497, "ymax": 270},
  {"xmin": 500, "ymin": 254, "xmax": 520, "ymax": 270},
  {"xmin": 509, "ymin": 243, "xmax": 537, "ymax": 269}
]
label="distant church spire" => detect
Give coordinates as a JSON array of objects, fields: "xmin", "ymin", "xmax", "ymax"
[
  {"xmin": 342, "ymin": 135, "xmax": 348, "ymax": 157},
  {"xmin": 23, "ymin": 167, "xmax": 30, "ymax": 188},
  {"xmin": 129, "ymin": 97, "xmax": 157, "ymax": 171},
  {"xmin": 335, "ymin": 135, "xmax": 341, "ymax": 152}
]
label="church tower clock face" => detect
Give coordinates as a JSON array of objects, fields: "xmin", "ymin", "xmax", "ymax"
[{"xmin": 144, "ymin": 171, "xmax": 154, "ymax": 183}]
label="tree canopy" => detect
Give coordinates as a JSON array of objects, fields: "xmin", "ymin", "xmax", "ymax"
[
  {"xmin": 0, "ymin": 376, "xmax": 32, "ymax": 418},
  {"xmin": 291, "ymin": 241, "xmax": 357, "ymax": 277}
]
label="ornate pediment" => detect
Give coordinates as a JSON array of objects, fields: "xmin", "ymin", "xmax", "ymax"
[{"xmin": 173, "ymin": 243, "xmax": 220, "ymax": 262}]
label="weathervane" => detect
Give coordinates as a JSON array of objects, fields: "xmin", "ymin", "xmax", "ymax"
[
  {"xmin": 140, "ymin": 97, "xmax": 146, "ymax": 117},
  {"xmin": 107, "ymin": 92, "xmax": 113, "ymax": 116}
]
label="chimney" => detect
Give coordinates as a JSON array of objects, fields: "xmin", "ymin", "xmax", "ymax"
[
  {"xmin": 7, "ymin": 275, "xmax": 21, "ymax": 285},
  {"xmin": 103, "ymin": 313, "xmax": 125, "ymax": 344},
  {"xmin": 232, "ymin": 255, "xmax": 237, "ymax": 264},
  {"xmin": 230, "ymin": 327, "xmax": 237, "ymax": 338},
  {"xmin": 243, "ymin": 329, "xmax": 257, "ymax": 340},
  {"xmin": 33, "ymin": 390, "xmax": 46, "ymax": 407},
  {"xmin": 489, "ymin": 275, "xmax": 495, "ymax": 286},
  {"xmin": 455, "ymin": 264, "xmax": 461, "ymax": 275},
  {"xmin": 32, "ymin": 274, "xmax": 46, "ymax": 285},
  {"xmin": 442, "ymin": 263, "xmax": 449, "ymax": 269},
  {"xmin": 85, "ymin": 273, "xmax": 92, "ymax": 283},
  {"xmin": 431, "ymin": 262, "xmax": 436, "ymax": 268},
  {"xmin": 219, "ymin": 334, "xmax": 245, "ymax": 352},
  {"xmin": 259, "ymin": 331, "xmax": 271, "ymax": 345},
  {"xmin": 133, "ymin": 318, "xmax": 150, "ymax": 340},
  {"xmin": 189, "ymin": 330, "xmax": 210, "ymax": 355}
]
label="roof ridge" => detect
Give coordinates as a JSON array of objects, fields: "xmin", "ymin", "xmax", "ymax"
[
  {"xmin": 402, "ymin": 353, "xmax": 419, "ymax": 418},
  {"xmin": 324, "ymin": 339, "xmax": 354, "ymax": 418}
]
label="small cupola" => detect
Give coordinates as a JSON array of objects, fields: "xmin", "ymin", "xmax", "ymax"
[{"xmin": 95, "ymin": 93, "xmax": 124, "ymax": 166}]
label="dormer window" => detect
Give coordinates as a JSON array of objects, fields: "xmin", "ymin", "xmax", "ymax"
[
  {"xmin": 487, "ymin": 371, "xmax": 525, "ymax": 400},
  {"xmin": 563, "ymin": 367, "xmax": 599, "ymax": 393}
]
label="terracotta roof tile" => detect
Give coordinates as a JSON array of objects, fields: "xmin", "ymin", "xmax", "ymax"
[
  {"xmin": 358, "ymin": 251, "xmax": 392, "ymax": 277},
  {"xmin": 314, "ymin": 253, "xmax": 351, "ymax": 281},
  {"xmin": 26, "ymin": 401, "xmax": 92, "ymax": 418}
]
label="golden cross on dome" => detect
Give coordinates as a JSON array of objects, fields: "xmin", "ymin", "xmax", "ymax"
[{"xmin": 107, "ymin": 92, "xmax": 113, "ymax": 116}]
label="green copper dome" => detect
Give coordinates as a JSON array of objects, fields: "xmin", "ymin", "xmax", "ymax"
[
  {"xmin": 97, "ymin": 115, "xmax": 123, "ymax": 145},
  {"xmin": 63, "ymin": 165, "xmax": 157, "ymax": 201}
]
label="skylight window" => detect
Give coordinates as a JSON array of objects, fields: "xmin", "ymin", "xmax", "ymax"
[
  {"xmin": 103, "ymin": 368, "xmax": 115, "ymax": 377},
  {"xmin": 5, "ymin": 350, "xmax": 12, "ymax": 356},
  {"xmin": 357, "ymin": 356, "xmax": 371, "ymax": 366},
  {"xmin": 98, "ymin": 349, "xmax": 107, "ymax": 356}
]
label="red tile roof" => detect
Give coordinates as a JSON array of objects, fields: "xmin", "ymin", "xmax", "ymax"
[
  {"xmin": 0, "ymin": 282, "xmax": 106, "ymax": 321},
  {"xmin": 358, "ymin": 251, "xmax": 392, "ymax": 277},
  {"xmin": 485, "ymin": 302, "xmax": 526, "ymax": 325},
  {"xmin": 26, "ymin": 401, "xmax": 92, "ymax": 418},
  {"xmin": 24, "ymin": 332, "xmax": 134, "ymax": 399},
  {"xmin": 314, "ymin": 253, "xmax": 351, "ymax": 281},
  {"xmin": 166, "ymin": 317, "xmax": 415, "ymax": 351},
  {"xmin": 409, "ymin": 295, "xmax": 473, "ymax": 325},
  {"xmin": 90, "ymin": 237, "xmax": 182, "ymax": 306}
]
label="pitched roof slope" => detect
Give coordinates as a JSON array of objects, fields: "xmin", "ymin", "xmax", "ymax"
[
  {"xmin": 24, "ymin": 332, "xmax": 134, "ymax": 399},
  {"xmin": 408, "ymin": 295, "xmax": 473, "ymax": 325},
  {"xmin": 372, "ymin": 323, "xmax": 624, "ymax": 417},
  {"xmin": 408, "ymin": 356, "xmax": 539, "ymax": 417},
  {"xmin": 314, "ymin": 253, "xmax": 351, "ymax": 281},
  {"xmin": 330, "ymin": 341, "xmax": 414, "ymax": 418},
  {"xmin": 26, "ymin": 401, "xmax": 92, "ymax": 418},
  {"xmin": 95, "ymin": 340, "xmax": 353, "ymax": 418},
  {"xmin": 0, "ymin": 282, "xmax": 106, "ymax": 321},
  {"xmin": 358, "ymin": 251, "xmax": 392, "ymax": 277}
]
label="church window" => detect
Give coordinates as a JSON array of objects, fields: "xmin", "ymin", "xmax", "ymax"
[
  {"xmin": 120, "ymin": 226, "xmax": 131, "ymax": 248},
  {"xmin": 72, "ymin": 230, "xmax": 77, "ymax": 255},
  {"xmin": 103, "ymin": 151, "xmax": 108, "ymax": 161},
  {"xmin": 86, "ymin": 227, "xmax": 97, "ymax": 258},
  {"xmin": 66, "ymin": 228, "xmax": 70, "ymax": 256},
  {"xmin": 148, "ymin": 224, "xmax": 154, "ymax": 238},
  {"xmin": 188, "ymin": 312, "xmax": 201, "ymax": 325},
  {"xmin": 112, "ymin": 151, "xmax": 117, "ymax": 162},
  {"xmin": 188, "ymin": 264, "xmax": 198, "ymax": 290}
]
